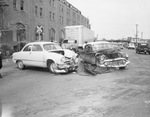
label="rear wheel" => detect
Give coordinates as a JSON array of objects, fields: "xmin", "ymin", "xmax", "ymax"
[{"xmin": 17, "ymin": 60, "xmax": 25, "ymax": 70}]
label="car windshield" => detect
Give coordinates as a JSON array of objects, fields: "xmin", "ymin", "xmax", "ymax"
[
  {"xmin": 92, "ymin": 43, "xmax": 116, "ymax": 51},
  {"xmin": 43, "ymin": 43, "xmax": 62, "ymax": 51}
]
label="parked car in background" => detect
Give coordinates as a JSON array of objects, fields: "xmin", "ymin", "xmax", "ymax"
[
  {"xmin": 118, "ymin": 43, "xmax": 124, "ymax": 49},
  {"xmin": 136, "ymin": 43, "xmax": 150, "ymax": 54},
  {"xmin": 12, "ymin": 41, "xmax": 78, "ymax": 73},
  {"xmin": 128, "ymin": 43, "xmax": 135, "ymax": 49},
  {"xmin": 80, "ymin": 41, "xmax": 130, "ymax": 69},
  {"xmin": 61, "ymin": 39, "xmax": 78, "ymax": 53}
]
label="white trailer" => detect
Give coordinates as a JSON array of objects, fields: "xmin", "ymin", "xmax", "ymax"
[{"xmin": 64, "ymin": 25, "xmax": 95, "ymax": 48}]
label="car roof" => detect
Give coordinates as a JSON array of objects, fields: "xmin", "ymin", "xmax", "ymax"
[
  {"xmin": 87, "ymin": 41, "xmax": 110, "ymax": 45},
  {"xmin": 27, "ymin": 41, "xmax": 56, "ymax": 45}
]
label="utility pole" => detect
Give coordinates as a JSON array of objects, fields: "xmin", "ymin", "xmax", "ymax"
[
  {"xmin": 141, "ymin": 32, "xmax": 143, "ymax": 40},
  {"xmin": 135, "ymin": 24, "xmax": 138, "ymax": 45}
]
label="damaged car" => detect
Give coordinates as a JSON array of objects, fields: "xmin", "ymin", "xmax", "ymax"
[
  {"xmin": 12, "ymin": 41, "xmax": 78, "ymax": 73},
  {"xmin": 80, "ymin": 41, "xmax": 130, "ymax": 73}
]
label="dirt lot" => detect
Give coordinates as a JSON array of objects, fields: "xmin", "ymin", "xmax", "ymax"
[{"xmin": 0, "ymin": 49, "xmax": 150, "ymax": 117}]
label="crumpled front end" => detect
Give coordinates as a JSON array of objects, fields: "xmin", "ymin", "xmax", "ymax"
[
  {"xmin": 95, "ymin": 50, "xmax": 130, "ymax": 68},
  {"xmin": 56, "ymin": 56, "xmax": 78, "ymax": 73},
  {"xmin": 49, "ymin": 49, "xmax": 79, "ymax": 73}
]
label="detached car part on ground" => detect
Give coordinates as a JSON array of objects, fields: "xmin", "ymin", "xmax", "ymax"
[
  {"xmin": 12, "ymin": 41, "xmax": 78, "ymax": 74},
  {"xmin": 79, "ymin": 41, "xmax": 130, "ymax": 75}
]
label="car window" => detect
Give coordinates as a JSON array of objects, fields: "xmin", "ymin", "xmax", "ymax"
[
  {"xmin": 43, "ymin": 44, "xmax": 62, "ymax": 51},
  {"xmin": 44, "ymin": 44, "xmax": 54, "ymax": 50},
  {"xmin": 32, "ymin": 44, "xmax": 43, "ymax": 51},
  {"xmin": 23, "ymin": 45, "xmax": 32, "ymax": 51},
  {"xmin": 92, "ymin": 43, "xmax": 109, "ymax": 51}
]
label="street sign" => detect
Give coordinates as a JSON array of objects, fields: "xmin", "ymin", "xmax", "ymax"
[
  {"xmin": 36, "ymin": 26, "xmax": 43, "ymax": 34},
  {"xmin": 36, "ymin": 26, "xmax": 44, "ymax": 41}
]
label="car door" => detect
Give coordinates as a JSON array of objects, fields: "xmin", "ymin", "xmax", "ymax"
[
  {"xmin": 21, "ymin": 44, "xmax": 33, "ymax": 65},
  {"xmin": 29, "ymin": 44, "xmax": 44, "ymax": 67}
]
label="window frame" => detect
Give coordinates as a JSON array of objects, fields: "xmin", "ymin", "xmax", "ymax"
[
  {"xmin": 23, "ymin": 45, "xmax": 32, "ymax": 52},
  {"xmin": 35, "ymin": 6, "xmax": 38, "ymax": 16},
  {"xmin": 13, "ymin": 0, "xmax": 17, "ymax": 10},
  {"xmin": 40, "ymin": 7, "xmax": 43, "ymax": 17},
  {"xmin": 20, "ymin": 0, "xmax": 24, "ymax": 11}
]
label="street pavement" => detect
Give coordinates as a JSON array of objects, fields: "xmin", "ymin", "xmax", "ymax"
[{"xmin": 0, "ymin": 49, "xmax": 150, "ymax": 117}]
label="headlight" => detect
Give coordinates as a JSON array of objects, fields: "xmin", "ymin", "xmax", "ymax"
[
  {"xmin": 125, "ymin": 54, "xmax": 129, "ymax": 58},
  {"xmin": 100, "ymin": 55, "xmax": 105, "ymax": 61},
  {"xmin": 104, "ymin": 62, "xmax": 108, "ymax": 66},
  {"xmin": 74, "ymin": 57, "xmax": 79, "ymax": 63},
  {"xmin": 61, "ymin": 57, "xmax": 66, "ymax": 62}
]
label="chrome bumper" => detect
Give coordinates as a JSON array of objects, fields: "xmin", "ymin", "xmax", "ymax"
[
  {"xmin": 55, "ymin": 63, "xmax": 78, "ymax": 73},
  {"xmin": 98, "ymin": 58, "xmax": 130, "ymax": 68}
]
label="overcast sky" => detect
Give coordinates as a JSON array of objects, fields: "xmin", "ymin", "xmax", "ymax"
[{"xmin": 67, "ymin": 0, "xmax": 150, "ymax": 39}]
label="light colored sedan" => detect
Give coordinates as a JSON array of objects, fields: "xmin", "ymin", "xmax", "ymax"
[
  {"xmin": 128, "ymin": 43, "xmax": 135, "ymax": 49},
  {"xmin": 12, "ymin": 41, "xmax": 78, "ymax": 73}
]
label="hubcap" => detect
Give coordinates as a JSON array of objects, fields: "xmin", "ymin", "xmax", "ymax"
[
  {"xmin": 50, "ymin": 63, "xmax": 57, "ymax": 72},
  {"xmin": 18, "ymin": 61, "xmax": 23, "ymax": 68}
]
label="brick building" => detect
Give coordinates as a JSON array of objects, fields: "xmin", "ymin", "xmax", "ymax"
[{"xmin": 0, "ymin": 0, "xmax": 91, "ymax": 52}]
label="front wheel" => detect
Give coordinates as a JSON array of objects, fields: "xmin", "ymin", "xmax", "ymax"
[
  {"xmin": 47, "ymin": 62, "xmax": 58, "ymax": 73},
  {"xmin": 17, "ymin": 60, "xmax": 25, "ymax": 70},
  {"xmin": 136, "ymin": 51, "xmax": 139, "ymax": 54}
]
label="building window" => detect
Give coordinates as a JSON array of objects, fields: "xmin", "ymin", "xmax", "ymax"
[
  {"xmin": 67, "ymin": 8, "xmax": 70, "ymax": 15},
  {"xmin": 13, "ymin": 0, "xmax": 17, "ymax": 10},
  {"xmin": 49, "ymin": 0, "xmax": 51, "ymax": 6},
  {"xmin": 59, "ymin": 4, "xmax": 61, "ymax": 11},
  {"xmin": 40, "ymin": 8, "xmax": 43, "ymax": 17},
  {"xmin": 20, "ymin": 0, "xmax": 24, "ymax": 11},
  {"xmin": 59, "ymin": 4, "xmax": 64, "ymax": 12},
  {"xmin": 59, "ymin": 16, "xmax": 61, "ymax": 23},
  {"xmin": 50, "ymin": 0, "xmax": 55, "ymax": 7},
  {"xmin": 35, "ymin": 6, "xmax": 38, "ymax": 16},
  {"xmin": 62, "ymin": 16, "xmax": 64, "ymax": 24},
  {"xmin": 62, "ymin": 5, "xmax": 64, "ymax": 12},
  {"xmin": 49, "ymin": 28, "xmax": 55, "ymax": 42},
  {"xmin": 53, "ymin": 13, "xmax": 55, "ymax": 21},
  {"xmin": 49, "ymin": 11, "xmax": 52, "ymax": 20},
  {"xmin": 52, "ymin": 0, "xmax": 55, "ymax": 7},
  {"xmin": 67, "ymin": 19, "xmax": 70, "ymax": 25}
]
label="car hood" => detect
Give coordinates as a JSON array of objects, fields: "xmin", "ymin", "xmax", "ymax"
[
  {"xmin": 49, "ymin": 49, "xmax": 77, "ymax": 58},
  {"xmin": 96, "ymin": 48, "xmax": 119, "ymax": 54},
  {"xmin": 95, "ymin": 48, "xmax": 122, "ymax": 59}
]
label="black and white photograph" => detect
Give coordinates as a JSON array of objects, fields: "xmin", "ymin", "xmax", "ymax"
[{"xmin": 0, "ymin": 0, "xmax": 150, "ymax": 117}]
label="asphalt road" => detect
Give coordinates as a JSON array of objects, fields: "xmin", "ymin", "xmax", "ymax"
[{"xmin": 0, "ymin": 48, "xmax": 150, "ymax": 117}]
